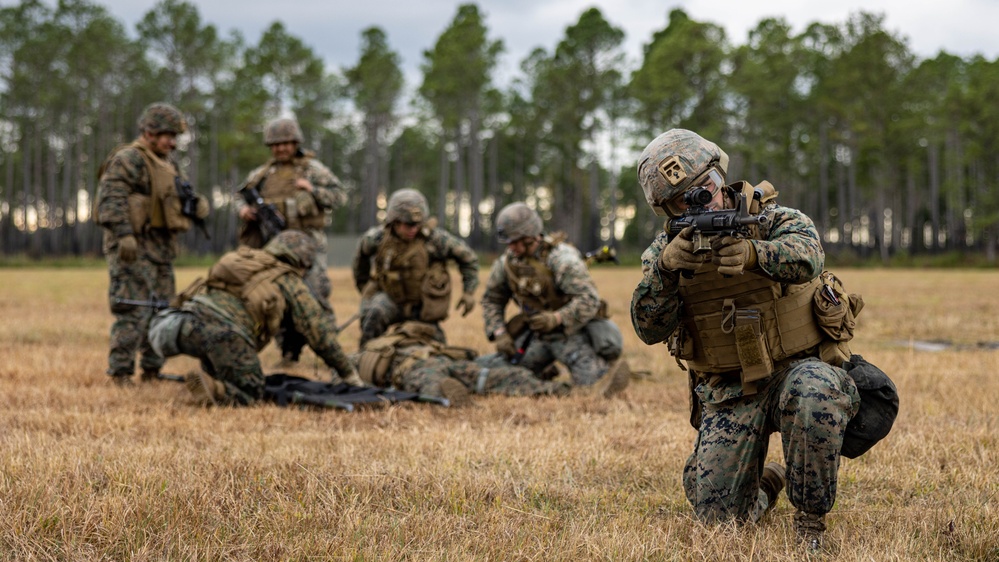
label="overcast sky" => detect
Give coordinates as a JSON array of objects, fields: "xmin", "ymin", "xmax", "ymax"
[{"xmin": 31, "ymin": 0, "xmax": 999, "ymax": 86}]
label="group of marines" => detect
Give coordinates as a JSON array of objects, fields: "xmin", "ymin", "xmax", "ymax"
[{"xmin": 94, "ymin": 102, "xmax": 890, "ymax": 550}]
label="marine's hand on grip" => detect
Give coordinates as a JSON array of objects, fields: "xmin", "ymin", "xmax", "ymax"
[
  {"xmin": 455, "ymin": 292, "xmax": 476, "ymax": 317},
  {"xmin": 710, "ymin": 235, "xmax": 757, "ymax": 276},
  {"xmin": 528, "ymin": 311, "xmax": 561, "ymax": 333},
  {"xmin": 658, "ymin": 226, "xmax": 704, "ymax": 273}
]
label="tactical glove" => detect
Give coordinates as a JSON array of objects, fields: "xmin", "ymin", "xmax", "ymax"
[
  {"xmin": 118, "ymin": 234, "xmax": 138, "ymax": 264},
  {"xmin": 658, "ymin": 226, "xmax": 703, "ymax": 273},
  {"xmin": 495, "ymin": 332, "xmax": 517, "ymax": 357},
  {"xmin": 528, "ymin": 311, "xmax": 561, "ymax": 333},
  {"xmin": 195, "ymin": 195, "xmax": 210, "ymax": 219},
  {"xmin": 455, "ymin": 292, "xmax": 476, "ymax": 317},
  {"xmin": 294, "ymin": 190, "xmax": 319, "ymax": 217},
  {"xmin": 710, "ymin": 236, "xmax": 758, "ymax": 276}
]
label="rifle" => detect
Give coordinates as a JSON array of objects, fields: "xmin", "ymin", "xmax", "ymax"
[
  {"xmin": 112, "ymin": 297, "xmax": 171, "ymax": 310},
  {"xmin": 174, "ymin": 177, "xmax": 210, "ymax": 239},
  {"xmin": 238, "ymin": 182, "xmax": 286, "ymax": 244},
  {"xmin": 335, "ymin": 312, "xmax": 360, "ymax": 334},
  {"xmin": 665, "ymin": 186, "xmax": 768, "ymax": 254},
  {"xmin": 585, "ymin": 245, "xmax": 620, "ymax": 265}
]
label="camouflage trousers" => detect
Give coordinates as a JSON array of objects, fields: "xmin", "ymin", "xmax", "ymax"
[
  {"xmin": 478, "ymin": 331, "xmax": 608, "ymax": 386},
  {"xmin": 395, "ymin": 355, "xmax": 569, "ymax": 398},
  {"xmin": 682, "ymin": 358, "xmax": 860, "ymax": 523},
  {"xmin": 175, "ymin": 307, "xmax": 265, "ymax": 406},
  {"xmin": 106, "ymin": 252, "xmax": 174, "ymax": 377},
  {"xmin": 277, "ymin": 229, "xmax": 334, "ymax": 361},
  {"xmin": 359, "ymin": 292, "xmax": 444, "ymax": 346}
]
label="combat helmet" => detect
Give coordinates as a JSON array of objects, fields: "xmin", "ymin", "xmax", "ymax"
[
  {"xmin": 137, "ymin": 102, "xmax": 186, "ymax": 135},
  {"xmin": 637, "ymin": 129, "xmax": 729, "ymax": 217},
  {"xmin": 264, "ymin": 229, "xmax": 317, "ymax": 270},
  {"xmin": 495, "ymin": 202, "xmax": 543, "ymax": 244},
  {"xmin": 385, "ymin": 189, "xmax": 429, "ymax": 224},
  {"xmin": 264, "ymin": 117, "xmax": 304, "ymax": 145}
]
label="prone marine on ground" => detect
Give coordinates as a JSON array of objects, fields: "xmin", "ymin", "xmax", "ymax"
[
  {"xmin": 351, "ymin": 189, "xmax": 479, "ymax": 346},
  {"xmin": 236, "ymin": 117, "xmax": 350, "ymax": 366},
  {"xmin": 630, "ymin": 128, "xmax": 889, "ymax": 549},
  {"xmin": 351, "ymin": 320, "xmax": 575, "ymax": 407},
  {"xmin": 478, "ymin": 202, "xmax": 630, "ymax": 397},
  {"xmin": 95, "ymin": 102, "xmax": 209, "ymax": 386},
  {"xmin": 148, "ymin": 230, "xmax": 363, "ymax": 406}
]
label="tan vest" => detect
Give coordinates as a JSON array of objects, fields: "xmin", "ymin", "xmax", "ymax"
[
  {"xmin": 101, "ymin": 141, "xmax": 189, "ymax": 234},
  {"xmin": 248, "ymin": 156, "xmax": 324, "ymax": 230},
  {"xmin": 503, "ymin": 238, "xmax": 571, "ymax": 314},
  {"xmin": 373, "ymin": 230, "xmax": 451, "ymax": 323},
  {"xmin": 357, "ymin": 321, "xmax": 473, "ymax": 386},
  {"xmin": 204, "ymin": 247, "xmax": 299, "ymax": 350}
]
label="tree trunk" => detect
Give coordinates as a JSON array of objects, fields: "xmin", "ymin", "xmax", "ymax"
[{"xmin": 928, "ymin": 142, "xmax": 941, "ymax": 253}]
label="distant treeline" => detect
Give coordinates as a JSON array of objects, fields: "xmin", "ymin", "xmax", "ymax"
[{"xmin": 1, "ymin": 0, "xmax": 997, "ymax": 262}]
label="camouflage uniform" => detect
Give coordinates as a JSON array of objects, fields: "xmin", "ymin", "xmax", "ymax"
[
  {"xmin": 96, "ymin": 103, "xmax": 188, "ymax": 382},
  {"xmin": 236, "ymin": 118, "xmax": 350, "ymax": 361},
  {"xmin": 481, "ymin": 204, "xmax": 616, "ymax": 387},
  {"xmin": 631, "ymin": 129, "xmax": 860, "ymax": 530},
  {"xmin": 352, "ymin": 190, "xmax": 479, "ymax": 345},
  {"xmin": 163, "ymin": 232, "xmax": 355, "ymax": 406}
]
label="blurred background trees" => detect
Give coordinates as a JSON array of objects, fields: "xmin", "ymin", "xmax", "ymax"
[{"xmin": 1, "ymin": 0, "xmax": 997, "ymax": 262}]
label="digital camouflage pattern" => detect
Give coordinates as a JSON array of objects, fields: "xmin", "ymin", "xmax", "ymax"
[
  {"xmin": 178, "ymin": 263, "xmax": 354, "ymax": 405},
  {"xmin": 96, "ymin": 139, "xmax": 186, "ymax": 378},
  {"xmin": 353, "ymin": 225, "xmax": 479, "ymax": 343},
  {"xmin": 682, "ymin": 359, "xmax": 859, "ymax": 522},
  {"xmin": 481, "ymin": 238, "xmax": 612, "ymax": 386},
  {"xmin": 631, "ymin": 176, "xmax": 859, "ymax": 524},
  {"xmin": 637, "ymin": 129, "xmax": 728, "ymax": 216},
  {"xmin": 137, "ymin": 102, "xmax": 186, "ymax": 134},
  {"xmin": 495, "ymin": 202, "xmax": 543, "ymax": 244},
  {"xmin": 385, "ymin": 188, "xmax": 429, "ymax": 224},
  {"xmin": 263, "ymin": 117, "xmax": 304, "ymax": 145}
]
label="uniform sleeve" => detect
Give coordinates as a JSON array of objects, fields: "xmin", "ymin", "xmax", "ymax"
[
  {"xmin": 277, "ymin": 275, "xmax": 353, "ymax": 376},
  {"xmin": 480, "ymin": 256, "xmax": 513, "ymax": 337},
  {"xmin": 548, "ymin": 246, "xmax": 600, "ymax": 334},
  {"xmin": 750, "ymin": 205, "xmax": 825, "ymax": 284},
  {"xmin": 351, "ymin": 227, "xmax": 383, "ymax": 292},
  {"xmin": 96, "ymin": 147, "xmax": 147, "ymax": 239},
  {"xmin": 631, "ymin": 230, "xmax": 682, "ymax": 345},
  {"xmin": 306, "ymin": 160, "xmax": 349, "ymax": 211},
  {"xmin": 436, "ymin": 229, "xmax": 479, "ymax": 294}
]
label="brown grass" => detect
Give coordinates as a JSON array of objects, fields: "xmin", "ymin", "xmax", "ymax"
[{"xmin": 0, "ymin": 266, "xmax": 997, "ymax": 561}]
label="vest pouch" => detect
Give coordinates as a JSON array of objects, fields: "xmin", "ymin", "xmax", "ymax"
[
  {"xmin": 358, "ymin": 349, "xmax": 394, "ymax": 386},
  {"xmin": 812, "ymin": 271, "xmax": 865, "ymax": 368},
  {"xmin": 732, "ymin": 306, "xmax": 773, "ymax": 387},
  {"xmin": 127, "ymin": 193, "xmax": 150, "ymax": 234},
  {"xmin": 419, "ymin": 263, "xmax": 452, "ymax": 323},
  {"xmin": 584, "ymin": 318, "xmax": 624, "ymax": 361},
  {"xmin": 161, "ymin": 190, "xmax": 193, "ymax": 232}
]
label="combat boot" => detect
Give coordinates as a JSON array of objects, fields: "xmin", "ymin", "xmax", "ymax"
[
  {"xmin": 140, "ymin": 368, "xmax": 160, "ymax": 382},
  {"xmin": 438, "ymin": 377, "xmax": 472, "ymax": 408},
  {"xmin": 759, "ymin": 463, "xmax": 786, "ymax": 514},
  {"xmin": 185, "ymin": 371, "xmax": 226, "ymax": 406},
  {"xmin": 591, "ymin": 358, "xmax": 631, "ymax": 398},
  {"xmin": 794, "ymin": 510, "xmax": 826, "ymax": 551}
]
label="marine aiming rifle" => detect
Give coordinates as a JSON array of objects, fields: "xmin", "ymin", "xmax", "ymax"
[
  {"xmin": 238, "ymin": 182, "xmax": 286, "ymax": 244},
  {"xmin": 175, "ymin": 177, "xmax": 210, "ymax": 239},
  {"xmin": 665, "ymin": 186, "xmax": 769, "ymax": 254}
]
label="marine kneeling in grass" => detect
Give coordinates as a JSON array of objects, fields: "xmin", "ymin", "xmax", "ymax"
[{"xmin": 149, "ymin": 230, "xmax": 363, "ymax": 406}]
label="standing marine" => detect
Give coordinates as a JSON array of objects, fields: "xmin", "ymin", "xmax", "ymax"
[
  {"xmin": 149, "ymin": 230, "xmax": 363, "ymax": 406},
  {"xmin": 95, "ymin": 102, "xmax": 209, "ymax": 386},
  {"xmin": 351, "ymin": 189, "xmax": 479, "ymax": 345},
  {"xmin": 630, "ymin": 129, "xmax": 862, "ymax": 549},
  {"xmin": 236, "ymin": 117, "xmax": 349, "ymax": 365},
  {"xmin": 479, "ymin": 202, "xmax": 630, "ymax": 396}
]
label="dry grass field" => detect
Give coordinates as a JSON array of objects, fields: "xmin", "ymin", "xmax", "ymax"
[{"xmin": 0, "ymin": 265, "xmax": 997, "ymax": 561}]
